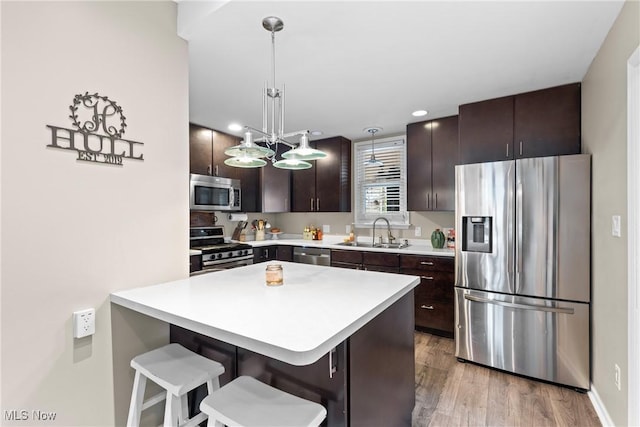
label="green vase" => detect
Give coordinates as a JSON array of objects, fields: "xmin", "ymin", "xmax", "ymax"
[{"xmin": 431, "ymin": 229, "xmax": 446, "ymax": 249}]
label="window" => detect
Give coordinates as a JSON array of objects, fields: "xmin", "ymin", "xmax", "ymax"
[{"xmin": 354, "ymin": 135, "xmax": 409, "ymax": 227}]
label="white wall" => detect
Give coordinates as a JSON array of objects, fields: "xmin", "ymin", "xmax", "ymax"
[
  {"xmin": 582, "ymin": 0, "xmax": 639, "ymax": 425},
  {"xmin": 1, "ymin": 2, "xmax": 188, "ymax": 426}
]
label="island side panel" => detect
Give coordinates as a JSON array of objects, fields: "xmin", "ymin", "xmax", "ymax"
[{"xmin": 348, "ymin": 291, "xmax": 415, "ymax": 427}]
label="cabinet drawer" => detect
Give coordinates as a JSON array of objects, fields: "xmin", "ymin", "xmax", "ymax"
[
  {"xmin": 363, "ymin": 251, "xmax": 399, "ymax": 267},
  {"xmin": 414, "ymin": 300, "xmax": 454, "ymax": 336},
  {"xmin": 331, "ymin": 261, "xmax": 362, "ymax": 270},
  {"xmin": 410, "ymin": 270, "xmax": 454, "ymax": 302},
  {"xmin": 400, "ymin": 255, "xmax": 453, "ymax": 272},
  {"xmin": 331, "ymin": 249, "xmax": 363, "ymax": 264},
  {"xmin": 365, "ymin": 265, "xmax": 400, "ymax": 274}
]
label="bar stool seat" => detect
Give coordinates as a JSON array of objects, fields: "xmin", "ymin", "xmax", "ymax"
[
  {"xmin": 199, "ymin": 376, "xmax": 326, "ymax": 427},
  {"xmin": 127, "ymin": 343, "xmax": 225, "ymax": 427}
]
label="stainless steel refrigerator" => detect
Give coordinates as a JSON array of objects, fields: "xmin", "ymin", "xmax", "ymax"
[{"xmin": 454, "ymin": 154, "xmax": 591, "ymax": 390}]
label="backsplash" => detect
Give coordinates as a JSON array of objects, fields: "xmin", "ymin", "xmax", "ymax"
[{"xmin": 208, "ymin": 210, "xmax": 454, "ymax": 241}]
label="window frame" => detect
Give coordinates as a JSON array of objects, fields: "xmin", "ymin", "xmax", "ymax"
[{"xmin": 353, "ymin": 134, "xmax": 410, "ymax": 228}]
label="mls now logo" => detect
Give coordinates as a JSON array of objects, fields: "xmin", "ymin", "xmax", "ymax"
[{"xmin": 46, "ymin": 92, "xmax": 144, "ymax": 166}]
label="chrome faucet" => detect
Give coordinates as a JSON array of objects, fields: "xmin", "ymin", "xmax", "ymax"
[{"xmin": 372, "ymin": 217, "xmax": 395, "ymax": 246}]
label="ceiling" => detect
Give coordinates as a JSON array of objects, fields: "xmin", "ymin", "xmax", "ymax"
[{"xmin": 181, "ymin": 1, "xmax": 624, "ymax": 143}]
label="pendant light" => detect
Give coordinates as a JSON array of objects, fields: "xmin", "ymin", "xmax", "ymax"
[
  {"xmin": 364, "ymin": 127, "xmax": 383, "ymax": 166},
  {"xmin": 225, "ymin": 16, "xmax": 326, "ymax": 169},
  {"xmin": 282, "ymin": 132, "xmax": 327, "ymax": 161},
  {"xmin": 273, "ymin": 153, "xmax": 312, "ymax": 170},
  {"xmin": 224, "ymin": 131, "xmax": 274, "ymax": 165}
]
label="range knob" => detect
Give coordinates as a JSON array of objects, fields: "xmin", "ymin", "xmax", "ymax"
[
  {"xmin": 228, "ymin": 252, "xmax": 233, "ymax": 257},
  {"xmin": 216, "ymin": 253, "xmax": 223, "ymax": 259}
]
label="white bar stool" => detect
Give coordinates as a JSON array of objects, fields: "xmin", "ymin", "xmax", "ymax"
[
  {"xmin": 127, "ymin": 343, "xmax": 225, "ymax": 427},
  {"xmin": 199, "ymin": 376, "xmax": 327, "ymax": 427}
]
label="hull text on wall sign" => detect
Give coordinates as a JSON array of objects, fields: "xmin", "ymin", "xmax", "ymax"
[{"xmin": 46, "ymin": 92, "xmax": 144, "ymax": 166}]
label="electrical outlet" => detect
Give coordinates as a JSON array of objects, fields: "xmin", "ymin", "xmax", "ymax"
[
  {"xmin": 323, "ymin": 224, "xmax": 330, "ymax": 234},
  {"xmin": 615, "ymin": 364, "xmax": 621, "ymax": 390},
  {"xmin": 415, "ymin": 226, "xmax": 422, "ymax": 237},
  {"xmin": 73, "ymin": 308, "xmax": 95, "ymax": 338},
  {"xmin": 346, "ymin": 225, "xmax": 351, "ymax": 234}
]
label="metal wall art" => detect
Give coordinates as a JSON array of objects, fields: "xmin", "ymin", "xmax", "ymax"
[{"xmin": 46, "ymin": 92, "xmax": 144, "ymax": 166}]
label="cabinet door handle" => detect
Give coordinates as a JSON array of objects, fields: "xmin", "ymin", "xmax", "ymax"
[
  {"xmin": 421, "ymin": 305, "xmax": 435, "ymax": 310},
  {"xmin": 317, "ymin": 198, "xmax": 320, "ymax": 211},
  {"xmin": 506, "ymin": 143, "xmax": 509, "ymax": 158},
  {"xmin": 214, "ymin": 165, "xmax": 219, "ymax": 176},
  {"xmin": 329, "ymin": 347, "xmax": 337, "ymax": 378},
  {"xmin": 207, "ymin": 164, "xmax": 212, "ymax": 175},
  {"xmin": 434, "ymin": 193, "xmax": 438, "ymax": 209},
  {"xmin": 421, "ymin": 276, "xmax": 434, "ymax": 280},
  {"xmin": 420, "ymin": 261, "xmax": 434, "ymax": 266},
  {"xmin": 427, "ymin": 193, "xmax": 430, "ymax": 210},
  {"xmin": 519, "ymin": 140, "xmax": 523, "ymax": 156},
  {"xmin": 310, "ymin": 198, "xmax": 314, "ymax": 211},
  {"xmin": 265, "ymin": 249, "xmax": 269, "ymax": 258}
]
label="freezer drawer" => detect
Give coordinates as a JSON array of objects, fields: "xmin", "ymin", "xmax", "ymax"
[{"xmin": 455, "ymin": 288, "xmax": 590, "ymax": 390}]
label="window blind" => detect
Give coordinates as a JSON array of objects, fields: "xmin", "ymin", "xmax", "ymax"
[{"xmin": 354, "ymin": 136, "xmax": 409, "ymax": 226}]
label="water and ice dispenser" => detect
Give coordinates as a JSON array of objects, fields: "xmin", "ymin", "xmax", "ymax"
[{"xmin": 461, "ymin": 216, "xmax": 492, "ymax": 253}]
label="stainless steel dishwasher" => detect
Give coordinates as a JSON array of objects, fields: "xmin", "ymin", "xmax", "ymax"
[{"xmin": 293, "ymin": 247, "xmax": 331, "ymax": 266}]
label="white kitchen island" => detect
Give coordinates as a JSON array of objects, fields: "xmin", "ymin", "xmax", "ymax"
[{"xmin": 111, "ymin": 262, "xmax": 419, "ymax": 427}]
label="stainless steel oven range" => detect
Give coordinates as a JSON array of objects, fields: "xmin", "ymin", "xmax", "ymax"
[{"xmin": 190, "ymin": 226, "xmax": 253, "ymax": 274}]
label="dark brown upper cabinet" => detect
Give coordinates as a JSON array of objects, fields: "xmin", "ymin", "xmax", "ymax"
[
  {"xmin": 189, "ymin": 123, "xmax": 259, "ymax": 212},
  {"xmin": 189, "ymin": 123, "xmax": 238, "ymax": 178},
  {"xmin": 458, "ymin": 83, "xmax": 581, "ymax": 164},
  {"xmin": 407, "ymin": 115, "xmax": 458, "ymax": 212},
  {"xmin": 291, "ymin": 136, "xmax": 351, "ymax": 212},
  {"xmin": 459, "ymin": 96, "xmax": 514, "ymax": 164},
  {"xmin": 514, "ymin": 83, "xmax": 581, "ymax": 158},
  {"xmin": 259, "ymin": 144, "xmax": 290, "ymax": 213}
]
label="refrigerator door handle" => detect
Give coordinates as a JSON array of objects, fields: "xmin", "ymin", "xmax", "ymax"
[{"xmin": 464, "ymin": 294, "xmax": 575, "ymax": 315}]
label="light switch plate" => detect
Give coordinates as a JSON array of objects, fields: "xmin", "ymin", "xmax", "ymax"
[
  {"xmin": 323, "ymin": 224, "xmax": 330, "ymax": 233},
  {"xmin": 612, "ymin": 215, "xmax": 621, "ymax": 237},
  {"xmin": 415, "ymin": 226, "xmax": 422, "ymax": 237}
]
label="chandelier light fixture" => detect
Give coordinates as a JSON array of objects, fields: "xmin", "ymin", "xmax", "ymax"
[
  {"xmin": 224, "ymin": 16, "xmax": 327, "ymax": 170},
  {"xmin": 364, "ymin": 127, "xmax": 383, "ymax": 166}
]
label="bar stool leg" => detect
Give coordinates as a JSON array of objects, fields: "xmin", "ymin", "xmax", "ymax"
[
  {"xmin": 179, "ymin": 394, "xmax": 189, "ymax": 425},
  {"xmin": 163, "ymin": 392, "xmax": 179, "ymax": 427},
  {"xmin": 127, "ymin": 371, "xmax": 147, "ymax": 427}
]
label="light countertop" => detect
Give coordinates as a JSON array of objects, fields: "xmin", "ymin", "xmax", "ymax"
[
  {"xmin": 243, "ymin": 236, "xmax": 455, "ymax": 257},
  {"xmin": 111, "ymin": 262, "xmax": 419, "ymax": 366}
]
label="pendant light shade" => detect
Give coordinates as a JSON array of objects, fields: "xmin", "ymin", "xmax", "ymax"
[
  {"xmin": 224, "ymin": 131, "xmax": 275, "ymax": 159},
  {"xmin": 364, "ymin": 127, "xmax": 383, "ymax": 166},
  {"xmin": 273, "ymin": 153, "xmax": 312, "ymax": 170},
  {"xmin": 282, "ymin": 133, "xmax": 327, "ymax": 161},
  {"xmin": 224, "ymin": 156, "xmax": 268, "ymax": 168}
]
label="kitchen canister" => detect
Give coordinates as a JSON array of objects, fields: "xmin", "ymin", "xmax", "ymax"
[
  {"xmin": 265, "ymin": 264, "xmax": 283, "ymax": 286},
  {"xmin": 431, "ymin": 228, "xmax": 446, "ymax": 249}
]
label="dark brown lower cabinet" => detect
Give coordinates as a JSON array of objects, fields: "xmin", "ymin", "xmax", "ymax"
[
  {"xmin": 170, "ymin": 291, "xmax": 415, "ymax": 427},
  {"xmin": 400, "ymin": 255, "xmax": 454, "ymax": 338},
  {"xmin": 189, "ymin": 254, "xmax": 202, "ymax": 273},
  {"xmin": 254, "ymin": 245, "xmax": 294, "ymax": 263}
]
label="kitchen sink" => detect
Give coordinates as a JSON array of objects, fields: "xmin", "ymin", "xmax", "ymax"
[{"xmin": 337, "ymin": 241, "xmax": 410, "ymax": 249}]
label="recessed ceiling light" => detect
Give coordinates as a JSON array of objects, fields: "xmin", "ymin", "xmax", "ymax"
[
  {"xmin": 310, "ymin": 130, "xmax": 323, "ymax": 136},
  {"xmin": 228, "ymin": 123, "xmax": 243, "ymax": 132},
  {"xmin": 412, "ymin": 110, "xmax": 428, "ymax": 117}
]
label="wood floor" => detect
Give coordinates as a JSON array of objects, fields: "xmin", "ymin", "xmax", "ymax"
[{"xmin": 411, "ymin": 332, "xmax": 601, "ymax": 427}]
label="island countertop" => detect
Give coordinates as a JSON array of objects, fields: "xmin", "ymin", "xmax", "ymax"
[{"xmin": 110, "ymin": 262, "xmax": 419, "ymax": 366}]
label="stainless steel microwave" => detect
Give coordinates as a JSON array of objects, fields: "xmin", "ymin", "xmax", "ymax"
[{"xmin": 189, "ymin": 174, "xmax": 241, "ymax": 211}]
